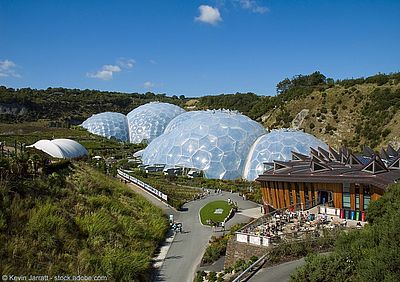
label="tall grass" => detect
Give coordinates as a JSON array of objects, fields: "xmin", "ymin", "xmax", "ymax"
[{"xmin": 0, "ymin": 162, "xmax": 168, "ymax": 281}]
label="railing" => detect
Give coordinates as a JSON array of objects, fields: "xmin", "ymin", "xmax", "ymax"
[
  {"xmin": 232, "ymin": 254, "xmax": 268, "ymax": 282},
  {"xmin": 117, "ymin": 169, "xmax": 168, "ymax": 202}
]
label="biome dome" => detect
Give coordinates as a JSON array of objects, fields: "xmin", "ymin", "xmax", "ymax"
[
  {"xmin": 141, "ymin": 109, "xmax": 266, "ymax": 180},
  {"xmin": 127, "ymin": 102, "xmax": 185, "ymax": 144},
  {"xmin": 81, "ymin": 112, "xmax": 129, "ymax": 142},
  {"xmin": 27, "ymin": 139, "xmax": 88, "ymax": 159},
  {"xmin": 243, "ymin": 129, "xmax": 328, "ymax": 181}
]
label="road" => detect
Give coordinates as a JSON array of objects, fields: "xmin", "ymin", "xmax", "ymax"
[
  {"xmin": 122, "ymin": 179, "xmax": 260, "ymax": 282},
  {"xmin": 248, "ymin": 258, "xmax": 305, "ymax": 282},
  {"xmin": 154, "ymin": 191, "xmax": 259, "ymax": 282}
]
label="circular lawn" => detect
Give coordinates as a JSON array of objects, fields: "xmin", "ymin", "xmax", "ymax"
[{"xmin": 199, "ymin": 200, "xmax": 232, "ymax": 226}]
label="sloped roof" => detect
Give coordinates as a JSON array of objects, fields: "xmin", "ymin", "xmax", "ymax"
[
  {"xmin": 27, "ymin": 139, "xmax": 88, "ymax": 159},
  {"xmin": 257, "ymin": 145, "xmax": 400, "ymax": 190}
]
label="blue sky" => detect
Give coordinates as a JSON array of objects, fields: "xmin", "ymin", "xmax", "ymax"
[{"xmin": 1, "ymin": 0, "xmax": 399, "ymax": 97}]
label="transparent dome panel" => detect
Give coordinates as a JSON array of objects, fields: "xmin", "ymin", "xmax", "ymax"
[
  {"xmin": 141, "ymin": 109, "xmax": 266, "ymax": 180},
  {"xmin": 127, "ymin": 102, "xmax": 185, "ymax": 144},
  {"xmin": 81, "ymin": 112, "xmax": 129, "ymax": 142},
  {"xmin": 243, "ymin": 129, "xmax": 328, "ymax": 181}
]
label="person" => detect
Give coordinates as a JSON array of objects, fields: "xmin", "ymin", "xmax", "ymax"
[{"xmin": 221, "ymin": 221, "xmax": 225, "ymax": 231}]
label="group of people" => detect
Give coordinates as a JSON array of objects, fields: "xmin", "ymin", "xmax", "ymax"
[
  {"xmin": 171, "ymin": 222, "xmax": 183, "ymax": 233},
  {"xmin": 241, "ymin": 207, "xmax": 357, "ymax": 242}
]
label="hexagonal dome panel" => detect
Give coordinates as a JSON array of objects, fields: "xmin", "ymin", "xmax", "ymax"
[
  {"xmin": 81, "ymin": 112, "xmax": 129, "ymax": 142},
  {"xmin": 243, "ymin": 129, "xmax": 328, "ymax": 181},
  {"xmin": 127, "ymin": 102, "xmax": 185, "ymax": 144},
  {"xmin": 141, "ymin": 109, "xmax": 266, "ymax": 180}
]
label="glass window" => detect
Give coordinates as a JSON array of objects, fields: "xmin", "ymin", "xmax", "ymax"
[
  {"xmin": 304, "ymin": 183, "xmax": 310, "ymax": 209},
  {"xmin": 364, "ymin": 186, "xmax": 371, "ymax": 210},
  {"xmin": 343, "ymin": 183, "xmax": 351, "ymax": 208},
  {"xmin": 355, "ymin": 185, "xmax": 360, "ymax": 210}
]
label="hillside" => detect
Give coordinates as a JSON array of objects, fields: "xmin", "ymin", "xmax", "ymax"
[
  {"xmin": 0, "ymin": 162, "xmax": 168, "ymax": 281},
  {"xmin": 0, "ymin": 86, "xmax": 186, "ymax": 124},
  {"xmin": 1, "ymin": 72, "xmax": 400, "ymax": 151},
  {"xmin": 197, "ymin": 72, "xmax": 400, "ymax": 151}
]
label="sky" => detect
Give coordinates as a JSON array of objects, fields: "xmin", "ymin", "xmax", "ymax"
[{"xmin": 1, "ymin": 0, "xmax": 399, "ymax": 97}]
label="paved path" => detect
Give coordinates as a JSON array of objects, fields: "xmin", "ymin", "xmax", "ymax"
[
  {"xmin": 248, "ymin": 258, "xmax": 305, "ymax": 282},
  {"xmin": 121, "ymin": 178, "xmax": 260, "ymax": 282},
  {"xmin": 154, "ymin": 191, "xmax": 259, "ymax": 282}
]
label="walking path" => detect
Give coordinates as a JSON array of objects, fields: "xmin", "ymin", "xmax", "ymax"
[
  {"xmin": 121, "ymin": 177, "xmax": 261, "ymax": 282},
  {"xmin": 248, "ymin": 258, "xmax": 305, "ymax": 282}
]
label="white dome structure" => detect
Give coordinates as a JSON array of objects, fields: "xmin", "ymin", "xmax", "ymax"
[
  {"xmin": 141, "ymin": 110, "xmax": 266, "ymax": 180},
  {"xmin": 81, "ymin": 112, "xmax": 129, "ymax": 142},
  {"xmin": 127, "ymin": 102, "xmax": 185, "ymax": 144},
  {"xmin": 243, "ymin": 129, "xmax": 328, "ymax": 181},
  {"xmin": 27, "ymin": 139, "xmax": 88, "ymax": 159}
]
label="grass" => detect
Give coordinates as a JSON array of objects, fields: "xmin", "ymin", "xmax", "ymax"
[
  {"xmin": 0, "ymin": 121, "xmax": 145, "ymax": 157},
  {"xmin": 0, "ymin": 162, "xmax": 168, "ymax": 281},
  {"xmin": 127, "ymin": 170, "xmax": 202, "ymax": 210},
  {"xmin": 199, "ymin": 200, "xmax": 232, "ymax": 225}
]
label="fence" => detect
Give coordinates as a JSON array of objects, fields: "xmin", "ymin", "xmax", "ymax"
[{"xmin": 117, "ymin": 169, "xmax": 168, "ymax": 202}]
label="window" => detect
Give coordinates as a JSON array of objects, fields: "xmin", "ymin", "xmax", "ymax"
[
  {"xmin": 295, "ymin": 183, "xmax": 300, "ymax": 207},
  {"xmin": 343, "ymin": 183, "xmax": 351, "ymax": 208},
  {"xmin": 355, "ymin": 187, "xmax": 360, "ymax": 210},
  {"xmin": 364, "ymin": 186, "xmax": 371, "ymax": 210},
  {"xmin": 311, "ymin": 185, "xmax": 315, "ymax": 206},
  {"xmin": 304, "ymin": 183, "xmax": 310, "ymax": 209}
]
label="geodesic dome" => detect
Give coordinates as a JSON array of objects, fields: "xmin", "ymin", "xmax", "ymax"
[
  {"xmin": 127, "ymin": 102, "xmax": 185, "ymax": 144},
  {"xmin": 243, "ymin": 129, "xmax": 328, "ymax": 181},
  {"xmin": 141, "ymin": 109, "xmax": 266, "ymax": 180},
  {"xmin": 81, "ymin": 112, "xmax": 129, "ymax": 142}
]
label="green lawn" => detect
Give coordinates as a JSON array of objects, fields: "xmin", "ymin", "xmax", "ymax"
[{"xmin": 200, "ymin": 200, "xmax": 232, "ymax": 225}]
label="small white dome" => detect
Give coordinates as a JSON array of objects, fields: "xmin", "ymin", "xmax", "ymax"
[{"xmin": 27, "ymin": 139, "xmax": 88, "ymax": 159}]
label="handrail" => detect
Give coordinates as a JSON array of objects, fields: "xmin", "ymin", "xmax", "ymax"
[
  {"xmin": 117, "ymin": 169, "xmax": 168, "ymax": 201},
  {"xmin": 232, "ymin": 254, "xmax": 267, "ymax": 282}
]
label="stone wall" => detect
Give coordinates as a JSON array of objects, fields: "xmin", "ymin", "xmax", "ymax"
[{"xmin": 224, "ymin": 238, "xmax": 269, "ymax": 268}]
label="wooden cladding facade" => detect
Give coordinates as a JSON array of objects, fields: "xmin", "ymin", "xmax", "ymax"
[{"xmin": 260, "ymin": 181, "xmax": 383, "ymax": 211}]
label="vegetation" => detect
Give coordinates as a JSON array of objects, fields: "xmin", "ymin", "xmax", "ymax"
[
  {"xmin": 127, "ymin": 170, "xmax": 202, "ymax": 209},
  {"xmin": 199, "ymin": 200, "xmax": 233, "ymax": 225},
  {"xmin": 0, "ymin": 158, "xmax": 168, "ymax": 281},
  {"xmin": 0, "ymin": 122, "xmax": 146, "ymax": 159},
  {"xmin": 2, "ymin": 71, "xmax": 400, "ymax": 151},
  {"xmin": 125, "ymin": 167, "xmax": 263, "ymax": 209},
  {"xmin": 290, "ymin": 183, "xmax": 400, "ymax": 281},
  {"xmin": 0, "ymin": 86, "xmax": 186, "ymax": 123},
  {"xmin": 201, "ymin": 224, "xmax": 244, "ymax": 264}
]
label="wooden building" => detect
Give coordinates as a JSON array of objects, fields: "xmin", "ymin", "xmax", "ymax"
[{"xmin": 256, "ymin": 145, "xmax": 400, "ymax": 212}]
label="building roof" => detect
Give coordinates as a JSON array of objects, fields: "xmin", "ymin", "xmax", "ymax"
[
  {"xmin": 27, "ymin": 139, "xmax": 88, "ymax": 159},
  {"xmin": 256, "ymin": 145, "xmax": 400, "ymax": 190}
]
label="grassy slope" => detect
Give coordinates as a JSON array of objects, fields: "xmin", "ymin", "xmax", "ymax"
[{"xmin": 0, "ymin": 163, "xmax": 168, "ymax": 281}]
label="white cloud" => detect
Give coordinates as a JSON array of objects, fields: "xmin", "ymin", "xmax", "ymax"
[
  {"xmin": 103, "ymin": 65, "xmax": 121, "ymax": 72},
  {"xmin": 149, "ymin": 59, "xmax": 157, "ymax": 65},
  {"xmin": 117, "ymin": 58, "xmax": 135, "ymax": 69},
  {"xmin": 87, "ymin": 58, "xmax": 135, "ymax": 81},
  {"xmin": 87, "ymin": 64, "xmax": 121, "ymax": 80},
  {"xmin": 195, "ymin": 5, "xmax": 222, "ymax": 25},
  {"xmin": 143, "ymin": 81, "xmax": 155, "ymax": 89},
  {"xmin": 0, "ymin": 59, "xmax": 21, "ymax": 78},
  {"xmin": 236, "ymin": 0, "xmax": 269, "ymax": 14}
]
